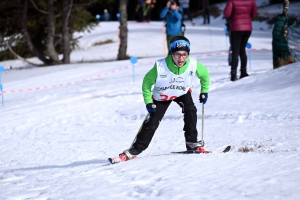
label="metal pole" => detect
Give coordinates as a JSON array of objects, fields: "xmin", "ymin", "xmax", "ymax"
[
  {"xmin": 130, "ymin": 113, "xmax": 150, "ymax": 149},
  {"xmin": 0, "ymin": 66, "xmax": 4, "ymax": 107},
  {"xmin": 202, "ymin": 103, "xmax": 204, "ymax": 142}
]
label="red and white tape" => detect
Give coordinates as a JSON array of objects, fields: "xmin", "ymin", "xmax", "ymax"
[
  {"xmin": 0, "ymin": 48, "xmax": 272, "ymax": 95},
  {"xmin": 1, "ymin": 66, "xmax": 131, "ymax": 95}
]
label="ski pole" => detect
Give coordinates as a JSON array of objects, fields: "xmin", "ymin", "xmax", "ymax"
[
  {"xmin": 200, "ymin": 102, "xmax": 205, "ymax": 147},
  {"xmin": 130, "ymin": 113, "xmax": 150, "ymax": 149},
  {"xmin": 130, "ymin": 104, "xmax": 156, "ymax": 148}
]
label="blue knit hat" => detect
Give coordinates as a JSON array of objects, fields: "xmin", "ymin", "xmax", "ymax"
[{"xmin": 170, "ymin": 36, "xmax": 190, "ymax": 54}]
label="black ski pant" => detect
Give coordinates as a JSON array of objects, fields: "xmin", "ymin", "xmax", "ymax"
[
  {"xmin": 130, "ymin": 91, "xmax": 198, "ymax": 155},
  {"xmin": 230, "ymin": 31, "xmax": 251, "ymax": 75},
  {"xmin": 203, "ymin": 9, "xmax": 210, "ymax": 24},
  {"xmin": 182, "ymin": 8, "xmax": 193, "ymax": 22}
]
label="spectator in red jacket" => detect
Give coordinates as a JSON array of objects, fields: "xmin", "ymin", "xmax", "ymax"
[{"xmin": 223, "ymin": 0, "xmax": 257, "ymax": 81}]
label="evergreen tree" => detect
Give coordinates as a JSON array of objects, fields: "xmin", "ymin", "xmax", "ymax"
[{"xmin": 0, "ymin": 0, "xmax": 98, "ymax": 65}]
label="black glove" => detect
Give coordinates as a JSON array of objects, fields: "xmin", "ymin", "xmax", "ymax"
[
  {"xmin": 199, "ymin": 93, "xmax": 208, "ymax": 104},
  {"xmin": 146, "ymin": 103, "xmax": 157, "ymax": 114}
]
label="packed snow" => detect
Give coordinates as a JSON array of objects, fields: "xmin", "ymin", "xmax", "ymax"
[{"xmin": 1, "ymin": 4, "xmax": 300, "ymax": 199}]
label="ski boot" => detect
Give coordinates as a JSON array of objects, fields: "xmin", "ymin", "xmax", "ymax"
[
  {"xmin": 186, "ymin": 140, "xmax": 206, "ymax": 152},
  {"xmin": 108, "ymin": 150, "xmax": 137, "ymax": 164}
]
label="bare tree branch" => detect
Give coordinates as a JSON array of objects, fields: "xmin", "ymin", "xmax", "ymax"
[
  {"xmin": 72, "ymin": 0, "xmax": 98, "ymax": 7},
  {"xmin": 29, "ymin": 0, "xmax": 49, "ymax": 14},
  {"xmin": 5, "ymin": 40, "xmax": 40, "ymax": 67},
  {"xmin": 67, "ymin": 0, "xmax": 73, "ymax": 22}
]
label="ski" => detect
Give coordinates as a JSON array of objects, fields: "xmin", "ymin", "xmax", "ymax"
[
  {"xmin": 171, "ymin": 145, "xmax": 231, "ymax": 154},
  {"xmin": 108, "ymin": 154, "xmax": 136, "ymax": 164},
  {"xmin": 108, "ymin": 157, "xmax": 122, "ymax": 164},
  {"xmin": 108, "ymin": 146, "xmax": 231, "ymax": 164}
]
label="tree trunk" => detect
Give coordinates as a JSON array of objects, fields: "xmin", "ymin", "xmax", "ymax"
[
  {"xmin": 22, "ymin": 0, "xmax": 53, "ymax": 65},
  {"xmin": 46, "ymin": 0, "xmax": 60, "ymax": 63},
  {"xmin": 282, "ymin": 0, "xmax": 289, "ymax": 17},
  {"xmin": 117, "ymin": 0, "xmax": 128, "ymax": 60},
  {"xmin": 282, "ymin": 0, "xmax": 289, "ymax": 40},
  {"xmin": 62, "ymin": 0, "xmax": 72, "ymax": 64}
]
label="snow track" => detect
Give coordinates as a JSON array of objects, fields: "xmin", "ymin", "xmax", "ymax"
[{"xmin": 1, "ymin": 19, "xmax": 300, "ymax": 199}]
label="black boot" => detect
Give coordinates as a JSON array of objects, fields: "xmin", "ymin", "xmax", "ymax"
[
  {"xmin": 230, "ymin": 71, "xmax": 237, "ymax": 81},
  {"xmin": 240, "ymin": 70, "xmax": 249, "ymax": 79}
]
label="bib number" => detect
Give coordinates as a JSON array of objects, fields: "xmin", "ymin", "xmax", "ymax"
[{"xmin": 160, "ymin": 94, "xmax": 178, "ymax": 101}]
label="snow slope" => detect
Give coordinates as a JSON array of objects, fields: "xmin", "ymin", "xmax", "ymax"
[{"xmin": 1, "ymin": 7, "xmax": 300, "ymax": 200}]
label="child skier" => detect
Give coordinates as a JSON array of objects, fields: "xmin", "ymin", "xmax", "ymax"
[{"xmin": 110, "ymin": 36, "xmax": 210, "ymax": 163}]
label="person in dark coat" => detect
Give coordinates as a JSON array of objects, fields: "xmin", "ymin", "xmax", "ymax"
[
  {"xmin": 178, "ymin": 0, "xmax": 194, "ymax": 25},
  {"xmin": 223, "ymin": 0, "xmax": 257, "ymax": 81},
  {"xmin": 200, "ymin": 0, "xmax": 210, "ymax": 24},
  {"xmin": 135, "ymin": 0, "xmax": 145, "ymax": 22},
  {"xmin": 143, "ymin": 0, "xmax": 156, "ymax": 22},
  {"xmin": 102, "ymin": 9, "xmax": 110, "ymax": 21}
]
